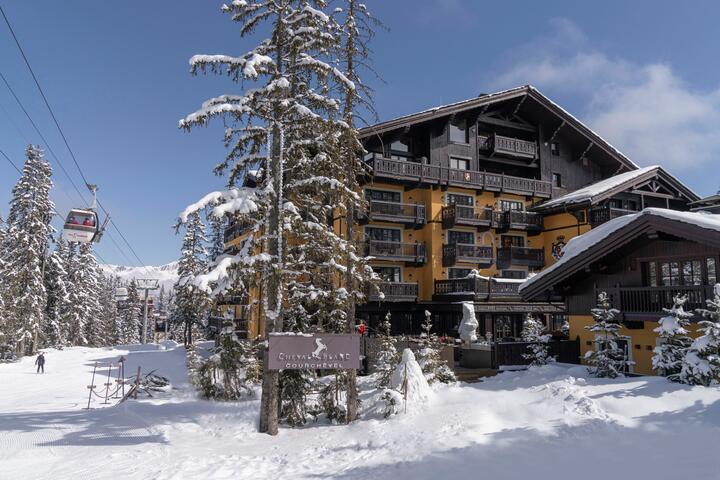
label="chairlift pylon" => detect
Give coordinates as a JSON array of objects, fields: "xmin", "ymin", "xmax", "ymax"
[{"xmin": 62, "ymin": 183, "xmax": 109, "ymax": 244}]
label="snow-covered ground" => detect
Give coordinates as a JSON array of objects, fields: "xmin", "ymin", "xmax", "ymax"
[{"xmin": 2, "ymin": 345, "xmax": 720, "ymax": 480}]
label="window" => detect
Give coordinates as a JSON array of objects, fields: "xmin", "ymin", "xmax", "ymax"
[
  {"xmin": 609, "ymin": 199, "xmax": 623, "ymax": 209},
  {"xmin": 643, "ymin": 261, "xmax": 658, "ymax": 287},
  {"xmin": 499, "ymin": 199, "xmax": 524, "ymax": 212},
  {"xmin": 661, "ymin": 261, "xmax": 680, "ymax": 286},
  {"xmin": 551, "ymin": 142, "xmax": 560, "ymax": 156},
  {"xmin": 448, "ymin": 230, "xmax": 475, "ymax": 245},
  {"xmin": 708, "ymin": 257, "xmax": 717, "ymax": 284},
  {"xmin": 373, "ymin": 266, "xmax": 401, "ymax": 283},
  {"xmin": 552, "ymin": 173, "xmax": 562, "ymax": 188},
  {"xmin": 449, "ymin": 118, "xmax": 469, "ymax": 143},
  {"xmin": 682, "ymin": 260, "xmax": 703, "ymax": 286},
  {"xmin": 449, "ymin": 268, "xmax": 473, "ymax": 279},
  {"xmin": 365, "ymin": 189, "xmax": 401, "ymax": 203},
  {"xmin": 627, "ymin": 200, "xmax": 639, "ymax": 211},
  {"xmin": 447, "ymin": 193, "xmax": 474, "ymax": 206},
  {"xmin": 449, "ymin": 157, "xmax": 469, "ymax": 170},
  {"xmin": 386, "ymin": 136, "xmax": 412, "ymax": 161},
  {"xmin": 365, "ymin": 227, "xmax": 401, "ymax": 242},
  {"xmin": 501, "ymin": 235, "xmax": 525, "ymax": 248},
  {"xmin": 501, "ymin": 270, "xmax": 527, "ymax": 279}
]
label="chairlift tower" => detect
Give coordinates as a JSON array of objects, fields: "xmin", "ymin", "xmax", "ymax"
[{"xmin": 136, "ymin": 279, "xmax": 159, "ymax": 344}]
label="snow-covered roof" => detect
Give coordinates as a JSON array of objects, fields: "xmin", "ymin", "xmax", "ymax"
[
  {"xmin": 533, "ymin": 165, "xmax": 699, "ymax": 213},
  {"xmin": 359, "ymin": 85, "xmax": 639, "ymax": 172},
  {"xmin": 520, "ymin": 208, "xmax": 720, "ymax": 299}
]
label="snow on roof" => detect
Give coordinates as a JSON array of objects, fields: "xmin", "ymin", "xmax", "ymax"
[
  {"xmin": 536, "ymin": 166, "xmax": 660, "ymax": 211},
  {"xmin": 520, "ymin": 208, "xmax": 720, "ymax": 295}
]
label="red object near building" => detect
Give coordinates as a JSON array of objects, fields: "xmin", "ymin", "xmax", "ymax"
[{"xmin": 357, "ymin": 323, "xmax": 366, "ymax": 335}]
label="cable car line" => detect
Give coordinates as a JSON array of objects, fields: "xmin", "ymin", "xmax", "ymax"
[
  {"xmin": 0, "ymin": 6, "xmax": 153, "ymax": 274},
  {"xmin": 0, "ymin": 146, "xmax": 22, "ymax": 174}
]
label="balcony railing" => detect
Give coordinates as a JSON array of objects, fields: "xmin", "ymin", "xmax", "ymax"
[
  {"xmin": 491, "ymin": 133, "xmax": 538, "ymax": 159},
  {"xmin": 434, "ymin": 276, "xmax": 522, "ymax": 298},
  {"xmin": 442, "ymin": 243, "xmax": 494, "ymax": 267},
  {"xmin": 441, "ymin": 205, "xmax": 494, "ymax": 229},
  {"xmin": 224, "ymin": 222, "xmax": 251, "ymax": 243},
  {"xmin": 589, "ymin": 206, "xmax": 637, "ymax": 227},
  {"xmin": 365, "ymin": 200, "xmax": 426, "ymax": 226},
  {"xmin": 494, "ymin": 210, "xmax": 543, "ymax": 233},
  {"xmin": 599, "ymin": 285, "xmax": 715, "ymax": 315},
  {"xmin": 365, "ymin": 154, "xmax": 552, "ymax": 198},
  {"xmin": 497, "ymin": 246, "xmax": 544, "ymax": 269},
  {"xmin": 364, "ymin": 240, "xmax": 426, "ymax": 264},
  {"xmin": 368, "ymin": 281, "xmax": 419, "ymax": 302}
]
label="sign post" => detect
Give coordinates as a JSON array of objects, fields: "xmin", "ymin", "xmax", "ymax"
[{"xmin": 267, "ymin": 334, "xmax": 361, "ymax": 370}]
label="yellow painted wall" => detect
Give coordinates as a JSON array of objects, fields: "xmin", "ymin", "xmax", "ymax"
[
  {"xmin": 570, "ymin": 315, "xmax": 703, "ymax": 376},
  {"xmin": 536, "ymin": 211, "xmax": 591, "ymax": 267}
]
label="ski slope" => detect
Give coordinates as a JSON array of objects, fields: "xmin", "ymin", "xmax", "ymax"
[
  {"xmin": 2, "ymin": 344, "xmax": 720, "ymax": 479},
  {"xmin": 100, "ymin": 261, "xmax": 179, "ymax": 292}
]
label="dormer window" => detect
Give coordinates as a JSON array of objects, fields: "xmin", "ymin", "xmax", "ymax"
[
  {"xmin": 449, "ymin": 118, "xmax": 469, "ymax": 144},
  {"xmin": 551, "ymin": 142, "xmax": 560, "ymax": 156}
]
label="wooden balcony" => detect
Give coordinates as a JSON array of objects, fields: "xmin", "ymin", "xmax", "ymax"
[
  {"xmin": 441, "ymin": 205, "xmax": 494, "ymax": 229},
  {"xmin": 363, "ymin": 200, "xmax": 426, "ymax": 227},
  {"xmin": 492, "ymin": 133, "xmax": 538, "ymax": 159},
  {"xmin": 497, "ymin": 247, "xmax": 544, "ymax": 269},
  {"xmin": 442, "ymin": 243, "xmax": 494, "ymax": 267},
  {"xmin": 224, "ymin": 222, "xmax": 250, "ymax": 243},
  {"xmin": 589, "ymin": 206, "xmax": 637, "ymax": 228},
  {"xmin": 364, "ymin": 240, "xmax": 426, "ymax": 264},
  {"xmin": 433, "ymin": 276, "xmax": 522, "ymax": 299},
  {"xmin": 365, "ymin": 154, "xmax": 552, "ymax": 198},
  {"xmin": 368, "ymin": 281, "xmax": 419, "ymax": 302},
  {"xmin": 494, "ymin": 210, "xmax": 543, "ymax": 234},
  {"xmin": 599, "ymin": 285, "xmax": 715, "ymax": 317}
]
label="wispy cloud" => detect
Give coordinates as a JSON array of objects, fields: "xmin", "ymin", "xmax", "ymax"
[{"xmin": 490, "ymin": 19, "xmax": 720, "ymax": 172}]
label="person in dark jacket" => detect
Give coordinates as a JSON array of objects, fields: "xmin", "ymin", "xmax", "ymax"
[{"xmin": 35, "ymin": 352, "xmax": 45, "ymax": 373}]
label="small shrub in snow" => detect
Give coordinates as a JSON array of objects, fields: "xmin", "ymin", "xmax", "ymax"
[
  {"xmin": 584, "ymin": 292, "xmax": 631, "ymax": 378},
  {"xmin": 317, "ymin": 371, "xmax": 360, "ymax": 424},
  {"xmin": 374, "ymin": 312, "xmax": 398, "ymax": 388},
  {"xmin": 416, "ymin": 310, "xmax": 455, "ymax": 384},
  {"xmin": 458, "ymin": 302, "xmax": 478, "ymax": 346},
  {"xmin": 521, "ymin": 313, "xmax": 554, "ymax": 366},
  {"xmin": 189, "ymin": 327, "xmax": 261, "ymax": 400},
  {"xmin": 379, "ymin": 389, "xmax": 402, "ymax": 418},
  {"xmin": 652, "ymin": 295, "xmax": 693, "ymax": 381},
  {"xmin": 680, "ymin": 285, "xmax": 720, "ymax": 386}
]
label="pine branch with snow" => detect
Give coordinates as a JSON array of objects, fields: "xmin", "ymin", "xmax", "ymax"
[
  {"xmin": 416, "ymin": 310, "xmax": 455, "ymax": 384},
  {"xmin": 584, "ymin": 292, "xmax": 630, "ymax": 378},
  {"xmin": 652, "ymin": 294, "xmax": 693, "ymax": 380},
  {"xmin": 521, "ymin": 313, "xmax": 553, "ymax": 366},
  {"xmin": 680, "ymin": 284, "xmax": 720, "ymax": 386}
]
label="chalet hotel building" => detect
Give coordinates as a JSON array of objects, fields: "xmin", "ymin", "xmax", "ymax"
[{"xmin": 220, "ymin": 85, "xmax": 714, "ymax": 374}]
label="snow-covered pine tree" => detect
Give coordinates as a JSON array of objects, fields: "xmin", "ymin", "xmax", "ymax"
[
  {"xmin": 374, "ymin": 312, "xmax": 398, "ymax": 388},
  {"xmin": 416, "ymin": 310, "xmax": 455, "ymax": 383},
  {"xmin": 119, "ymin": 280, "xmax": 142, "ymax": 344},
  {"xmin": 98, "ymin": 273, "xmax": 121, "ymax": 346},
  {"xmin": 174, "ymin": 211, "xmax": 210, "ymax": 346},
  {"xmin": 43, "ymin": 239, "xmax": 71, "ymax": 347},
  {"xmin": 521, "ymin": 313, "xmax": 553, "ymax": 366},
  {"xmin": 71, "ymin": 243, "xmax": 104, "ymax": 346},
  {"xmin": 179, "ymin": 0, "xmax": 373, "ymax": 433},
  {"xmin": 584, "ymin": 292, "xmax": 629, "ymax": 378},
  {"xmin": 332, "ymin": 0, "xmax": 384, "ymax": 422},
  {"xmin": 0, "ymin": 145, "xmax": 54, "ymax": 354},
  {"xmin": 680, "ymin": 285, "xmax": 720, "ymax": 386},
  {"xmin": 652, "ymin": 294, "xmax": 693, "ymax": 380}
]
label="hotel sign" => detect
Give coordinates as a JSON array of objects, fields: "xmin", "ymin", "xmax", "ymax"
[{"xmin": 268, "ymin": 334, "xmax": 361, "ymax": 370}]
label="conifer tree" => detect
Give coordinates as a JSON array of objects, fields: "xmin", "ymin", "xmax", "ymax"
[
  {"xmin": 179, "ymin": 0, "xmax": 377, "ymax": 433},
  {"xmin": 680, "ymin": 285, "xmax": 720, "ymax": 386},
  {"xmin": 521, "ymin": 313, "xmax": 553, "ymax": 366},
  {"xmin": 119, "ymin": 280, "xmax": 142, "ymax": 344},
  {"xmin": 374, "ymin": 312, "xmax": 398, "ymax": 388},
  {"xmin": 0, "ymin": 145, "xmax": 54, "ymax": 354},
  {"xmin": 584, "ymin": 292, "xmax": 629, "ymax": 378},
  {"xmin": 416, "ymin": 310, "xmax": 455, "ymax": 383},
  {"xmin": 98, "ymin": 273, "xmax": 121, "ymax": 346},
  {"xmin": 652, "ymin": 295, "xmax": 693, "ymax": 380},
  {"xmin": 73, "ymin": 243, "xmax": 104, "ymax": 346},
  {"xmin": 174, "ymin": 211, "xmax": 210, "ymax": 346},
  {"xmin": 43, "ymin": 239, "xmax": 71, "ymax": 347}
]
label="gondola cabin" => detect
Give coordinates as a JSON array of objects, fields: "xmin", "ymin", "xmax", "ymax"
[{"xmin": 63, "ymin": 208, "xmax": 99, "ymax": 243}]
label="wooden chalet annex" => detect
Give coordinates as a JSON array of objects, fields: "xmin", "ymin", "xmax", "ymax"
[{"xmin": 520, "ymin": 209, "xmax": 720, "ymax": 374}]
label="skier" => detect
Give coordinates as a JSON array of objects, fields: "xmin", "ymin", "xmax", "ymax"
[{"xmin": 35, "ymin": 352, "xmax": 45, "ymax": 373}]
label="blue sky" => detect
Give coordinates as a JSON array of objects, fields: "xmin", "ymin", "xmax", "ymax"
[{"xmin": 1, "ymin": 1, "xmax": 719, "ymax": 266}]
